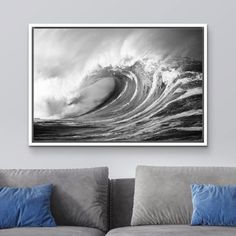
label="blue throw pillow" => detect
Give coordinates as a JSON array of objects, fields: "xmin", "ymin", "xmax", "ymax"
[
  {"xmin": 191, "ymin": 184, "xmax": 236, "ymax": 226},
  {"xmin": 0, "ymin": 184, "xmax": 56, "ymax": 228}
]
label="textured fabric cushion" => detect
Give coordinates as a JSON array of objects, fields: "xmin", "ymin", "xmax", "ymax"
[
  {"xmin": 0, "ymin": 226, "xmax": 105, "ymax": 236},
  {"xmin": 106, "ymin": 225, "xmax": 236, "ymax": 236},
  {"xmin": 131, "ymin": 166, "xmax": 236, "ymax": 225},
  {"xmin": 191, "ymin": 184, "xmax": 236, "ymax": 226},
  {"xmin": 0, "ymin": 168, "xmax": 109, "ymax": 231},
  {"xmin": 0, "ymin": 184, "xmax": 55, "ymax": 228}
]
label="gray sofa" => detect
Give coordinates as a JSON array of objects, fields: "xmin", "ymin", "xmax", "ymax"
[{"xmin": 0, "ymin": 167, "xmax": 235, "ymax": 236}]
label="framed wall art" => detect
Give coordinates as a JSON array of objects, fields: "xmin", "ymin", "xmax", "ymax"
[{"xmin": 29, "ymin": 24, "xmax": 207, "ymax": 146}]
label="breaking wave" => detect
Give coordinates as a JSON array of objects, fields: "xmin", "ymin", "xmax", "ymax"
[{"xmin": 34, "ymin": 55, "xmax": 204, "ymax": 143}]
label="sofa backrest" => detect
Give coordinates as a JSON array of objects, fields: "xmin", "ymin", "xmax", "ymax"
[
  {"xmin": 1, "ymin": 167, "xmax": 235, "ymax": 230},
  {"xmin": 0, "ymin": 168, "xmax": 109, "ymax": 232},
  {"xmin": 109, "ymin": 178, "xmax": 135, "ymax": 229}
]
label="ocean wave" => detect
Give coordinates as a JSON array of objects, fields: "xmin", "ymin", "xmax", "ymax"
[{"xmin": 34, "ymin": 56, "xmax": 203, "ymax": 142}]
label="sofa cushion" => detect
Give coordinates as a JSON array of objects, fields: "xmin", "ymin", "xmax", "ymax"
[
  {"xmin": 106, "ymin": 225, "xmax": 236, "ymax": 236},
  {"xmin": 191, "ymin": 184, "xmax": 236, "ymax": 226},
  {"xmin": 131, "ymin": 166, "xmax": 236, "ymax": 225},
  {"xmin": 0, "ymin": 168, "xmax": 109, "ymax": 231},
  {"xmin": 0, "ymin": 184, "xmax": 56, "ymax": 228},
  {"xmin": 0, "ymin": 226, "xmax": 105, "ymax": 236}
]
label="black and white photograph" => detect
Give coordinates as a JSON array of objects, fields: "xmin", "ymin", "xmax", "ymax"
[{"xmin": 29, "ymin": 24, "xmax": 207, "ymax": 146}]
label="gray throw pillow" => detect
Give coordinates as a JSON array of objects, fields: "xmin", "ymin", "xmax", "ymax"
[
  {"xmin": 0, "ymin": 167, "xmax": 109, "ymax": 231},
  {"xmin": 131, "ymin": 166, "xmax": 236, "ymax": 226}
]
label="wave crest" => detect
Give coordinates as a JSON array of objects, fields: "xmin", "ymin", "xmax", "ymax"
[{"xmin": 34, "ymin": 56, "xmax": 203, "ymax": 142}]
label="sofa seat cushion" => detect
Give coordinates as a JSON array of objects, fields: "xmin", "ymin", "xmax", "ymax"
[
  {"xmin": 0, "ymin": 226, "xmax": 105, "ymax": 236},
  {"xmin": 106, "ymin": 225, "xmax": 236, "ymax": 236}
]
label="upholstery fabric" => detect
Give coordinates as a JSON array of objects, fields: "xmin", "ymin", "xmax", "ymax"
[
  {"xmin": 106, "ymin": 225, "xmax": 236, "ymax": 236},
  {"xmin": 191, "ymin": 184, "xmax": 236, "ymax": 226},
  {"xmin": 131, "ymin": 166, "xmax": 236, "ymax": 225},
  {"xmin": 0, "ymin": 168, "xmax": 109, "ymax": 231},
  {"xmin": 0, "ymin": 226, "xmax": 105, "ymax": 236},
  {"xmin": 109, "ymin": 179, "xmax": 135, "ymax": 229},
  {"xmin": 0, "ymin": 184, "xmax": 56, "ymax": 228}
]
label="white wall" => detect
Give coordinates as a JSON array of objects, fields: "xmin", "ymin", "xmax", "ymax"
[{"xmin": 0, "ymin": 0, "xmax": 235, "ymax": 178}]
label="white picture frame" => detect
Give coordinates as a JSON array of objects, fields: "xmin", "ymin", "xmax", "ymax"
[{"xmin": 29, "ymin": 24, "xmax": 207, "ymax": 146}]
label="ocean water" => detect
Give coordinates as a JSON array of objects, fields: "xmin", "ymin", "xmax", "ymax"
[{"xmin": 33, "ymin": 56, "xmax": 204, "ymax": 143}]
